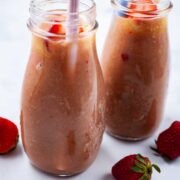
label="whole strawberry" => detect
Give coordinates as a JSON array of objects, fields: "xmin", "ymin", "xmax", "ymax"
[
  {"xmin": 0, "ymin": 117, "xmax": 19, "ymax": 154},
  {"xmin": 112, "ymin": 154, "xmax": 160, "ymax": 180},
  {"xmin": 156, "ymin": 121, "xmax": 180, "ymax": 160}
]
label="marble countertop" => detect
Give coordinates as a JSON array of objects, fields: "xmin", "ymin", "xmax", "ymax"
[{"xmin": 0, "ymin": 0, "xmax": 180, "ymax": 179}]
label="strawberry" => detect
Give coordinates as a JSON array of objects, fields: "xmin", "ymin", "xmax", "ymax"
[
  {"xmin": 112, "ymin": 154, "xmax": 161, "ymax": 180},
  {"xmin": 121, "ymin": 53, "xmax": 129, "ymax": 62},
  {"xmin": 48, "ymin": 24, "xmax": 84, "ymax": 36},
  {"xmin": 49, "ymin": 24, "xmax": 66, "ymax": 35},
  {"xmin": 45, "ymin": 23, "xmax": 84, "ymax": 50},
  {"xmin": 0, "ymin": 117, "xmax": 19, "ymax": 154},
  {"xmin": 49, "ymin": 24, "xmax": 61, "ymax": 34},
  {"xmin": 155, "ymin": 121, "xmax": 180, "ymax": 160},
  {"xmin": 129, "ymin": 0, "xmax": 157, "ymax": 12},
  {"xmin": 45, "ymin": 24, "xmax": 65, "ymax": 50}
]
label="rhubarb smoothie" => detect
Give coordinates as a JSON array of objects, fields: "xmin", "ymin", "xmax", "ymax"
[
  {"xmin": 21, "ymin": 0, "xmax": 105, "ymax": 175},
  {"xmin": 102, "ymin": 0, "xmax": 172, "ymax": 140}
]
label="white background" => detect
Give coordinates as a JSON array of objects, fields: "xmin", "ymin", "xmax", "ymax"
[{"xmin": 0, "ymin": 0, "xmax": 180, "ymax": 179}]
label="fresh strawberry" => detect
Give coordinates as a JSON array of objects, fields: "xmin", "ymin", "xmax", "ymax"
[
  {"xmin": 0, "ymin": 117, "xmax": 19, "ymax": 154},
  {"xmin": 112, "ymin": 154, "xmax": 161, "ymax": 180},
  {"xmin": 155, "ymin": 121, "xmax": 180, "ymax": 160}
]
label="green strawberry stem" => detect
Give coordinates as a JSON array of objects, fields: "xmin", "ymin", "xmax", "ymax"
[{"xmin": 131, "ymin": 154, "xmax": 161, "ymax": 180}]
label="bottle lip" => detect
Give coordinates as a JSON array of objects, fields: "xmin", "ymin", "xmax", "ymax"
[
  {"xmin": 111, "ymin": 0, "xmax": 173, "ymax": 18},
  {"xmin": 28, "ymin": 20, "xmax": 98, "ymax": 41},
  {"xmin": 30, "ymin": 0, "xmax": 96, "ymax": 18},
  {"xmin": 28, "ymin": 0, "xmax": 97, "ymax": 39}
]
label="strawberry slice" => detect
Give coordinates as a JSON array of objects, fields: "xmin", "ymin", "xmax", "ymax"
[
  {"xmin": 49, "ymin": 24, "xmax": 61, "ymax": 34},
  {"xmin": 79, "ymin": 27, "xmax": 84, "ymax": 33},
  {"xmin": 45, "ymin": 24, "xmax": 65, "ymax": 50},
  {"xmin": 49, "ymin": 24, "xmax": 66, "ymax": 35},
  {"xmin": 129, "ymin": 0, "xmax": 157, "ymax": 12},
  {"xmin": 48, "ymin": 15, "xmax": 84, "ymax": 34},
  {"xmin": 45, "ymin": 24, "xmax": 84, "ymax": 51},
  {"xmin": 48, "ymin": 24, "xmax": 84, "ymax": 37}
]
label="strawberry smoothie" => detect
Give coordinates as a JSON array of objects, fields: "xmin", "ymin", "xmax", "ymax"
[
  {"xmin": 102, "ymin": 0, "xmax": 172, "ymax": 140},
  {"xmin": 21, "ymin": 0, "xmax": 105, "ymax": 176}
]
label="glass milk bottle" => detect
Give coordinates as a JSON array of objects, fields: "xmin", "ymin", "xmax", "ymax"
[
  {"xmin": 101, "ymin": 0, "xmax": 172, "ymax": 140},
  {"xmin": 21, "ymin": 0, "xmax": 105, "ymax": 176}
]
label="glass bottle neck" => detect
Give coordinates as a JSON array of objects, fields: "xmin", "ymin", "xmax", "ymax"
[
  {"xmin": 112, "ymin": 0, "xmax": 172, "ymax": 18},
  {"xmin": 28, "ymin": 0, "xmax": 97, "ymax": 39}
]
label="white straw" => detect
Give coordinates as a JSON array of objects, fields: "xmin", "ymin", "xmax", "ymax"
[{"xmin": 67, "ymin": 0, "xmax": 79, "ymax": 39}]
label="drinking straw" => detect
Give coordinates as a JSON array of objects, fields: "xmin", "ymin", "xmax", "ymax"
[
  {"xmin": 67, "ymin": 0, "xmax": 79, "ymax": 39},
  {"xmin": 66, "ymin": 0, "xmax": 80, "ymax": 74}
]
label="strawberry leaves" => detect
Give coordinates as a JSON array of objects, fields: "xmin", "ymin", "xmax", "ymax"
[
  {"xmin": 139, "ymin": 174, "xmax": 149, "ymax": 180},
  {"xmin": 132, "ymin": 166, "xmax": 145, "ymax": 173},
  {"xmin": 152, "ymin": 164, "xmax": 161, "ymax": 173},
  {"xmin": 136, "ymin": 154, "xmax": 146, "ymax": 164},
  {"xmin": 131, "ymin": 154, "xmax": 160, "ymax": 180}
]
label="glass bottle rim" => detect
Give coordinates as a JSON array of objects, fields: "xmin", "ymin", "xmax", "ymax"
[
  {"xmin": 111, "ymin": 0, "xmax": 173, "ymax": 18},
  {"xmin": 28, "ymin": 0, "xmax": 97, "ymax": 39},
  {"xmin": 30, "ymin": 0, "xmax": 96, "ymax": 17}
]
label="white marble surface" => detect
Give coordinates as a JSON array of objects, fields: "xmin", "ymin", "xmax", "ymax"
[{"xmin": 0, "ymin": 0, "xmax": 180, "ymax": 179}]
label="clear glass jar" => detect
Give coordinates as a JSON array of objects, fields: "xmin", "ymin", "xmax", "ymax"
[
  {"xmin": 21, "ymin": 0, "xmax": 105, "ymax": 176},
  {"xmin": 101, "ymin": 0, "xmax": 172, "ymax": 140}
]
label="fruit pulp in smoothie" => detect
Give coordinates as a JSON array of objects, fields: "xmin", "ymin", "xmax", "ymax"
[
  {"xmin": 102, "ymin": 2, "xmax": 169, "ymax": 140},
  {"xmin": 21, "ymin": 19, "xmax": 105, "ymax": 175}
]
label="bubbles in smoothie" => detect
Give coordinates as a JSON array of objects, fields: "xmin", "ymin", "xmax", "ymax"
[{"xmin": 36, "ymin": 62, "xmax": 43, "ymax": 71}]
